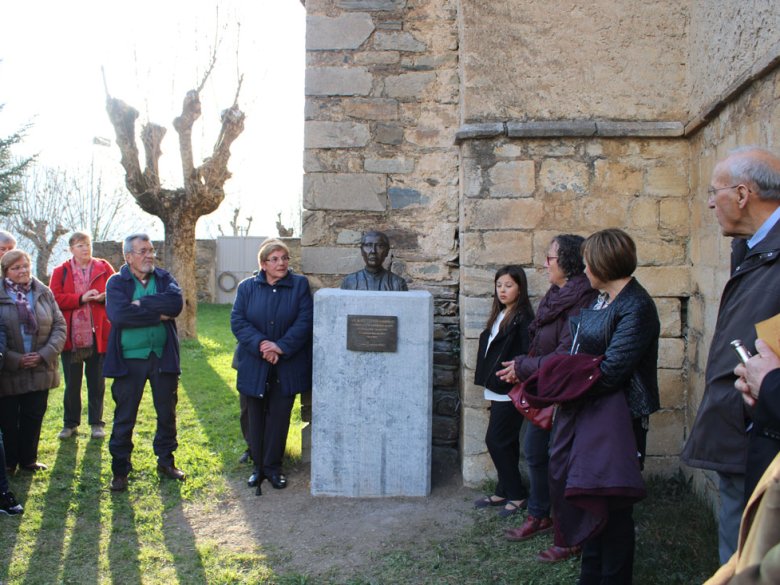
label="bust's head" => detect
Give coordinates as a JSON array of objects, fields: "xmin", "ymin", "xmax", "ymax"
[{"xmin": 360, "ymin": 231, "xmax": 390, "ymax": 272}]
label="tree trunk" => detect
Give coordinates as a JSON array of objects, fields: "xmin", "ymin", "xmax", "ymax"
[
  {"xmin": 163, "ymin": 214, "xmax": 197, "ymax": 339},
  {"xmin": 105, "ymin": 83, "xmax": 244, "ymax": 340}
]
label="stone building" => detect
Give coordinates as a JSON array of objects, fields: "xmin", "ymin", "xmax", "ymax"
[{"xmin": 300, "ymin": 0, "xmax": 780, "ymax": 501}]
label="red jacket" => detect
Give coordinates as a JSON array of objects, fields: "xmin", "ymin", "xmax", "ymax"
[{"xmin": 50, "ymin": 257, "xmax": 115, "ymax": 353}]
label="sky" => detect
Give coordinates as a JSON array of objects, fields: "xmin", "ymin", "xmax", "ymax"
[{"xmin": 0, "ymin": 0, "xmax": 306, "ymax": 242}]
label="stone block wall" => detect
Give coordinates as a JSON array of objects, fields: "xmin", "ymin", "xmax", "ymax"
[
  {"xmin": 459, "ymin": 136, "xmax": 692, "ymax": 483},
  {"xmin": 302, "ymin": 0, "xmax": 462, "ymax": 465}
]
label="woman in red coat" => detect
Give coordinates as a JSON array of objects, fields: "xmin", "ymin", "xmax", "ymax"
[{"xmin": 50, "ymin": 232, "xmax": 115, "ymax": 439}]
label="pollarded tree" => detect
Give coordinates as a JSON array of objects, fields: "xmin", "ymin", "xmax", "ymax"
[{"xmin": 105, "ymin": 66, "xmax": 245, "ymax": 338}]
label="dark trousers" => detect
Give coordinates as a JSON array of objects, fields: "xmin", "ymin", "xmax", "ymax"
[
  {"xmin": 0, "ymin": 429, "xmax": 8, "ymax": 493},
  {"xmin": 239, "ymin": 393, "xmax": 250, "ymax": 446},
  {"xmin": 485, "ymin": 400, "xmax": 527, "ymax": 501},
  {"xmin": 108, "ymin": 354, "xmax": 179, "ymax": 475},
  {"xmin": 524, "ymin": 421, "xmax": 551, "ymax": 518},
  {"xmin": 61, "ymin": 350, "xmax": 105, "ymax": 428},
  {"xmin": 0, "ymin": 390, "xmax": 49, "ymax": 469},
  {"xmin": 579, "ymin": 505, "xmax": 635, "ymax": 585},
  {"xmin": 246, "ymin": 377, "xmax": 295, "ymax": 477}
]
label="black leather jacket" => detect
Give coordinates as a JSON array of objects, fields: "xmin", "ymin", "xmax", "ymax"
[
  {"xmin": 569, "ymin": 278, "xmax": 660, "ymax": 418},
  {"xmin": 475, "ymin": 310, "xmax": 532, "ymax": 395}
]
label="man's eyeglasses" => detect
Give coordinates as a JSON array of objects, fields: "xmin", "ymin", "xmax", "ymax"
[
  {"xmin": 130, "ymin": 248, "xmax": 156, "ymax": 257},
  {"xmin": 707, "ymin": 185, "xmax": 740, "ymax": 198}
]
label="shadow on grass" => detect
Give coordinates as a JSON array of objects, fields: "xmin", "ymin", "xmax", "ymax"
[
  {"xmin": 108, "ymin": 489, "xmax": 141, "ymax": 585},
  {"xmin": 61, "ymin": 438, "xmax": 103, "ymax": 585},
  {"xmin": 0, "ymin": 468, "xmax": 33, "ymax": 584},
  {"xmin": 20, "ymin": 439, "xmax": 78, "ymax": 585},
  {"xmin": 158, "ymin": 480, "xmax": 208, "ymax": 585}
]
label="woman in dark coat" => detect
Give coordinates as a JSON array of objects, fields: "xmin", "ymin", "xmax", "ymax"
[
  {"xmin": 0, "ymin": 250, "xmax": 66, "ymax": 472},
  {"xmin": 473, "ymin": 265, "xmax": 534, "ymax": 517},
  {"xmin": 231, "ymin": 239, "xmax": 313, "ymax": 494},
  {"xmin": 498, "ymin": 235, "xmax": 597, "ymax": 557},
  {"xmin": 537, "ymin": 229, "xmax": 660, "ymax": 584}
]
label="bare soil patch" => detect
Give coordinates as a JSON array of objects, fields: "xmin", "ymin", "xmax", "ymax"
[{"xmin": 184, "ymin": 461, "xmax": 481, "ymax": 579}]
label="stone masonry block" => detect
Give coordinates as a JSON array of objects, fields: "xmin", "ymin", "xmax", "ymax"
[
  {"xmin": 634, "ymin": 266, "xmax": 691, "ymax": 297},
  {"xmin": 461, "ymin": 405, "xmax": 490, "ymax": 457},
  {"xmin": 460, "ymin": 266, "xmax": 496, "ymax": 297},
  {"xmin": 593, "ymin": 159, "xmax": 643, "ymax": 195},
  {"xmin": 507, "ymin": 120, "xmax": 597, "ymax": 137},
  {"xmin": 306, "ymin": 14, "xmax": 375, "ymax": 50},
  {"xmin": 540, "ymin": 159, "xmax": 589, "ymax": 194},
  {"xmin": 660, "ymin": 198, "xmax": 691, "ymax": 234},
  {"xmin": 461, "ymin": 230, "xmax": 533, "ymax": 267},
  {"xmin": 658, "ymin": 338, "xmax": 685, "ymax": 369},
  {"xmin": 627, "ymin": 198, "xmax": 658, "ymax": 229},
  {"xmin": 338, "ymin": 0, "xmax": 405, "ymax": 10},
  {"xmin": 305, "ymin": 121, "xmax": 371, "ymax": 148},
  {"xmin": 303, "ymin": 173, "xmax": 386, "ymax": 211},
  {"xmin": 344, "ymin": 98, "xmax": 399, "ymax": 121},
  {"xmin": 375, "ymin": 123, "xmax": 405, "ymax": 145},
  {"xmin": 374, "ymin": 31, "xmax": 426, "ymax": 52},
  {"xmin": 635, "ymin": 238, "xmax": 686, "ymax": 266},
  {"xmin": 658, "ymin": 368, "xmax": 685, "ymax": 409},
  {"xmin": 647, "ymin": 409, "xmax": 686, "ymax": 456},
  {"xmin": 301, "ymin": 246, "xmax": 366, "ymax": 275},
  {"xmin": 364, "ymin": 158, "xmax": 414, "ymax": 173},
  {"xmin": 384, "ymin": 72, "xmax": 436, "ymax": 99},
  {"xmin": 463, "ymin": 199, "xmax": 545, "ymax": 231},
  {"xmin": 462, "ymin": 378, "xmax": 487, "ymax": 410},
  {"xmin": 656, "ymin": 297, "xmax": 682, "ymax": 337},
  {"xmin": 354, "ymin": 51, "xmax": 401, "ymax": 65},
  {"xmin": 460, "ymin": 295, "xmax": 491, "ymax": 338},
  {"xmin": 645, "ymin": 164, "xmax": 689, "ymax": 197},
  {"xmin": 305, "ymin": 67, "xmax": 373, "ymax": 97},
  {"xmin": 488, "ymin": 160, "xmax": 535, "ymax": 198}
]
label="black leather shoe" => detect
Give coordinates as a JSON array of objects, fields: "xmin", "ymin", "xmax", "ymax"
[
  {"xmin": 247, "ymin": 472, "xmax": 263, "ymax": 488},
  {"xmin": 157, "ymin": 464, "xmax": 186, "ymax": 481},
  {"xmin": 238, "ymin": 450, "xmax": 251, "ymax": 464},
  {"xmin": 110, "ymin": 475, "xmax": 128, "ymax": 492},
  {"xmin": 269, "ymin": 473, "xmax": 287, "ymax": 489}
]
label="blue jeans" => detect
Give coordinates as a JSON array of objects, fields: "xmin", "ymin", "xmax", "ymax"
[
  {"xmin": 717, "ymin": 472, "xmax": 745, "ymax": 564},
  {"xmin": 524, "ymin": 422, "xmax": 551, "ymax": 518}
]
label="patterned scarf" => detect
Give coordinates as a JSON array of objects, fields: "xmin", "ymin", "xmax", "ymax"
[
  {"xmin": 4, "ymin": 278, "xmax": 38, "ymax": 335},
  {"xmin": 69, "ymin": 258, "xmax": 95, "ymax": 360}
]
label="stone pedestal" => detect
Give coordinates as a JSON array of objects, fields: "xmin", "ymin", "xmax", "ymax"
[{"xmin": 311, "ymin": 289, "xmax": 433, "ymax": 497}]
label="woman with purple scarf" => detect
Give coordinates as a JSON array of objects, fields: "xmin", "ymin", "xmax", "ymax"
[
  {"xmin": 0, "ymin": 250, "xmax": 66, "ymax": 472},
  {"xmin": 51, "ymin": 232, "xmax": 115, "ymax": 440},
  {"xmin": 497, "ymin": 234, "xmax": 597, "ymax": 561}
]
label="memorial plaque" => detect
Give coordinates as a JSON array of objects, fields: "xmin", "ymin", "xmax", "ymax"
[{"xmin": 347, "ymin": 315, "xmax": 398, "ymax": 352}]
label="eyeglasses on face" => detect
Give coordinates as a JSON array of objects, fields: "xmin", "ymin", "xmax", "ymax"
[
  {"xmin": 130, "ymin": 248, "xmax": 156, "ymax": 257},
  {"xmin": 265, "ymin": 255, "xmax": 290, "ymax": 264},
  {"xmin": 707, "ymin": 185, "xmax": 740, "ymax": 198},
  {"xmin": 546, "ymin": 256, "xmax": 558, "ymax": 264}
]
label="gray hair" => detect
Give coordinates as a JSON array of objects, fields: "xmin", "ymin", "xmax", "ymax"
[
  {"xmin": 726, "ymin": 147, "xmax": 780, "ymax": 201},
  {"xmin": 0, "ymin": 230, "xmax": 17, "ymax": 247},
  {"xmin": 123, "ymin": 233, "xmax": 151, "ymax": 254}
]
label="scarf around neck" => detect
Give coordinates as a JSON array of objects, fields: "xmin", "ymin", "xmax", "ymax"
[
  {"xmin": 5, "ymin": 278, "xmax": 38, "ymax": 335},
  {"xmin": 69, "ymin": 258, "xmax": 95, "ymax": 350}
]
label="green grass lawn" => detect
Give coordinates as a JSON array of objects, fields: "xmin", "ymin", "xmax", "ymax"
[{"xmin": 0, "ymin": 304, "xmax": 719, "ymax": 584}]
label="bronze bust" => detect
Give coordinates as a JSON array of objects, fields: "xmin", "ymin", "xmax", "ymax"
[{"xmin": 340, "ymin": 231, "xmax": 408, "ymax": 291}]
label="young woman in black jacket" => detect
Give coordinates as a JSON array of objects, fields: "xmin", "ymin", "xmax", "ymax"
[{"xmin": 473, "ymin": 265, "xmax": 534, "ymax": 518}]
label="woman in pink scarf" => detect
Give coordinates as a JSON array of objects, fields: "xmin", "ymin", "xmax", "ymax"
[{"xmin": 50, "ymin": 232, "xmax": 115, "ymax": 440}]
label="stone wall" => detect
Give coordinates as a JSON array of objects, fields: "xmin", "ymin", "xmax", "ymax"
[
  {"xmin": 459, "ymin": 0, "xmax": 689, "ymax": 122},
  {"xmin": 302, "ymin": 0, "xmax": 462, "ymax": 466},
  {"xmin": 688, "ymin": 1, "xmax": 780, "ymax": 120},
  {"xmin": 459, "ymin": 136, "xmax": 691, "ymax": 481}
]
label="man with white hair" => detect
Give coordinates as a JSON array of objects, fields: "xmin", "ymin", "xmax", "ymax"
[{"xmin": 682, "ymin": 147, "xmax": 780, "ymax": 564}]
